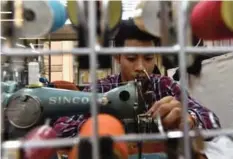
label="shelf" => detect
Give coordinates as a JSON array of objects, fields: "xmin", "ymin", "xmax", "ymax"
[{"xmin": 43, "ymin": 24, "xmax": 78, "ymax": 41}]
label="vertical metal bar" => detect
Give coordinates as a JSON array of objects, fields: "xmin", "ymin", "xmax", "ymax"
[
  {"xmin": 0, "ymin": 1, "xmax": 2, "ymax": 158},
  {"xmin": 48, "ymin": 36, "xmax": 51, "ymax": 82},
  {"xmin": 177, "ymin": 1, "xmax": 191, "ymax": 159},
  {"xmin": 88, "ymin": 1, "xmax": 99, "ymax": 159},
  {"xmin": 160, "ymin": 1, "xmax": 171, "ymax": 46}
]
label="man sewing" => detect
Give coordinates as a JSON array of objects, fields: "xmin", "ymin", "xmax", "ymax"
[{"xmin": 53, "ymin": 19, "xmax": 220, "ymax": 158}]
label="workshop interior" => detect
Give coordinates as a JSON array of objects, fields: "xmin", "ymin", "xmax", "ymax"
[{"xmin": 1, "ymin": 0, "xmax": 233, "ymax": 159}]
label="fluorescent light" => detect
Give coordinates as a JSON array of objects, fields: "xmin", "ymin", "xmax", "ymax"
[
  {"xmin": 16, "ymin": 43, "xmax": 26, "ymax": 48},
  {"xmin": 1, "ymin": 36, "xmax": 6, "ymax": 40},
  {"xmin": 0, "ymin": 11, "xmax": 12, "ymax": 14},
  {"xmin": 30, "ymin": 43, "xmax": 35, "ymax": 50},
  {"xmin": 29, "ymin": 43, "xmax": 40, "ymax": 53},
  {"xmin": 19, "ymin": 37, "xmax": 45, "ymax": 40},
  {"xmin": 0, "ymin": 19, "xmax": 23, "ymax": 22}
]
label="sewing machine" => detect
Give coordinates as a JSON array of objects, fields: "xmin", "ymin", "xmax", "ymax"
[
  {"xmin": 2, "ymin": 77, "xmax": 205, "ymax": 159},
  {"xmin": 3, "ymin": 77, "xmax": 160, "ymax": 138}
]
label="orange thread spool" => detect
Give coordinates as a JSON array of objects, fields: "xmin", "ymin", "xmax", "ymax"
[
  {"xmin": 68, "ymin": 114, "xmax": 128, "ymax": 159},
  {"xmin": 52, "ymin": 80, "xmax": 79, "ymax": 90}
]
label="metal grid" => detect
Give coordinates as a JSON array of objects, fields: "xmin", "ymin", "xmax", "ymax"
[{"xmin": 1, "ymin": 1, "xmax": 233, "ymax": 159}]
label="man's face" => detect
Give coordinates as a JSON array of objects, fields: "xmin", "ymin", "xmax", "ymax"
[{"xmin": 116, "ymin": 39, "xmax": 156, "ymax": 82}]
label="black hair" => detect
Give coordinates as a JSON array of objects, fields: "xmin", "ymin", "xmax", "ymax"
[{"xmin": 114, "ymin": 18, "xmax": 161, "ymax": 47}]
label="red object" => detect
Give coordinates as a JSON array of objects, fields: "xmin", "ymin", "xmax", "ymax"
[
  {"xmin": 52, "ymin": 80, "xmax": 79, "ymax": 90},
  {"xmin": 68, "ymin": 114, "xmax": 128, "ymax": 159},
  {"xmin": 191, "ymin": 1, "xmax": 233, "ymax": 40},
  {"xmin": 24, "ymin": 125, "xmax": 57, "ymax": 159}
]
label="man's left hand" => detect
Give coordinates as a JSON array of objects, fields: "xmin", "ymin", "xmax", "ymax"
[{"xmin": 146, "ymin": 96, "xmax": 195, "ymax": 130}]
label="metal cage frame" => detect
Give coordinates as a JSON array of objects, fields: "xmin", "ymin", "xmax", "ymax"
[{"xmin": 1, "ymin": 1, "xmax": 233, "ymax": 159}]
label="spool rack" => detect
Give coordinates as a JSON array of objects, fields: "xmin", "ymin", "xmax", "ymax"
[{"xmin": 1, "ymin": 1, "xmax": 233, "ymax": 159}]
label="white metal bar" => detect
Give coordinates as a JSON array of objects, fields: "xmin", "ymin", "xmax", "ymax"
[
  {"xmin": 2, "ymin": 46, "xmax": 233, "ymax": 56},
  {"xmin": 2, "ymin": 129, "xmax": 233, "ymax": 149},
  {"xmin": 1, "ymin": 48, "xmax": 91, "ymax": 56},
  {"xmin": 98, "ymin": 46, "xmax": 179, "ymax": 54},
  {"xmin": 185, "ymin": 46, "xmax": 233, "ymax": 53},
  {"xmin": 0, "ymin": 2, "xmax": 3, "ymax": 158},
  {"xmin": 88, "ymin": 1, "xmax": 99, "ymax": 159},
  {"xmin": 177, "ymin": 1, "xmax": 191, "ymax": 159}
]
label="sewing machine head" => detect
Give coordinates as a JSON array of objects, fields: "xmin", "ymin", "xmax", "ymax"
[{"xmin": 3, "ymin": 75, "xmax": 159, "ymax": 139}]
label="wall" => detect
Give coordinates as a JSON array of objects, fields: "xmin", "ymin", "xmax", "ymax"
[
  {"xmin": 42, "ymin": 40, "xmax": 165, "ymax": 84},
  {"xmin": 43, "ymin": 41, "xmax": 74, "ymax": 82}
]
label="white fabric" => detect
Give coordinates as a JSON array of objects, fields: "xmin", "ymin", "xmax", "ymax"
[
  {"xmin": 203, "ymin": 136, "xmax": 233, "ymax": 159},
  {"xmin": 187, "ymin": 53, "xmax": 233, "ymax": 128}
]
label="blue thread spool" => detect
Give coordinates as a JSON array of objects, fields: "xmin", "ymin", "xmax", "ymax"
[
  {"xmin": 48, "ymin": 0, "xmax": 67, "ymax": 33},
  {"xmin": 17, "ymin": 1, "xmax": 67, "ymax": 38}
]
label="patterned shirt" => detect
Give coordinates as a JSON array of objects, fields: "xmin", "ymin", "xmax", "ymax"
[{"xmin": 53, "ymin": 74, "xmax": 221, "ymax": 138}]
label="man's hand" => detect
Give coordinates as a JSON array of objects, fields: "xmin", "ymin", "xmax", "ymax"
[{"xmin": 146, "ymin": 96, "xmax": 195, "ymax": 130}]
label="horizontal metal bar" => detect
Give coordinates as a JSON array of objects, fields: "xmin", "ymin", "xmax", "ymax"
[
  {"xmin": 186, "ymin": 46, "xmax": 233, "ymax": 54},
  {"xmin": 97, "ymin": 46, "xmax": 179, "ymax": 54},
  {"xmin": 2, "ymin": 46, "xmax": 233, "ymax": 56},
  {"xmin": 98, "ymin": 46, "xmax": 233, "ymax": 54},
  {"xmin": 1, "ymin": 48, "xmax": 91, "ymax": 56},
  {"xmin": 1, "ymin": 46, "xmax": 179, "ymax": 56},
  {"xmin": 2, "ymin": 128, "xmax": 233, "ymax": 149}
]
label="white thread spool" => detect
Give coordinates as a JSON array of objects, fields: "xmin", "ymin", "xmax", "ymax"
[{"xmin": 28, "ymin": 61, "xmax": 40, "ymax": 85}]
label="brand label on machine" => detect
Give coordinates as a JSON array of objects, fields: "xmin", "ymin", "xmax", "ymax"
[{"xmin": 49, "ymin": 96, "xmax": 90, "ymax": 104}]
